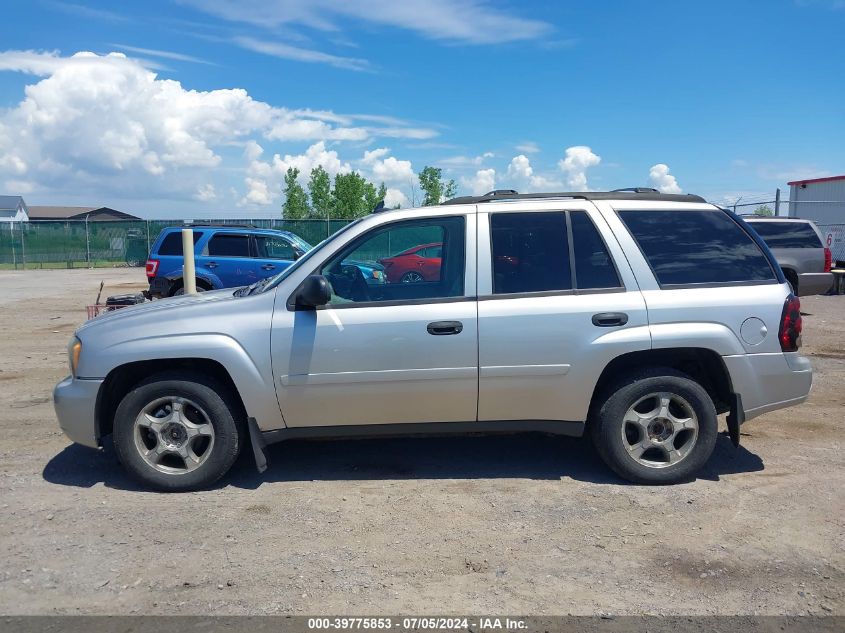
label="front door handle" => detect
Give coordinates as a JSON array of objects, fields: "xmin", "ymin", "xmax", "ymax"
[
  {"xmin": 206, "ymin": 262, "xmax": 218, "ymax": 269},
  {"xmin": 427, "ymin": 321, "xmax": 463, "ymax": 335},
  {"xmin": 261, "ymin": 263, "xmax": 276, "ymax": 271},
  {"xmin": 592, "ymin": 312, "xmax": 628, "ymax": 327}
]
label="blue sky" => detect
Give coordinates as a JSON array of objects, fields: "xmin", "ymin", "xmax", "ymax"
[{"xmin": 1, "ymin": 0, "xmax": 843, "ymax": 218}]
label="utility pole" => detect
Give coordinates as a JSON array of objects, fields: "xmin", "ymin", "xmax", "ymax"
[{"xmin": 775, "ymin": 188, "xmax": 781, "ymax": 216}]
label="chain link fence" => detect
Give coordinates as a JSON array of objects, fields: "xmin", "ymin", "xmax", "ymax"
[
  {"xmin": 3, "ymin": 209, "xmax": 844, "ymax": 270},
  {"xmin": 0, "ymin": 219, "xmax": 354, "ymax": 269}
]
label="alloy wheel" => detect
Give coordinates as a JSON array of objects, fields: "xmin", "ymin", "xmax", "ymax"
[
  {"xmin": 133, "ymin": 396, "xmax": 215, "ymax": 474},
  {"xmin": 620, "ymin": 391, "xmax": 699, "ymax": 469}
]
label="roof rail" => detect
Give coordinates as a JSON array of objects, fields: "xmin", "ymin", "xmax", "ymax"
[
  {"xmin": 442, "ymin": 189, "xmax": 707, "ymax": 205},
  {"xmin": 611, "ymin": 187, "xmax": 660, "ymax": 193},
  {"xmin": 181, "ymin": 223, "xmax": 256, "ymax": 229}
]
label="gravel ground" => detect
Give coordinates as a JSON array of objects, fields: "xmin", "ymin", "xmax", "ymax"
[{"xmin": 0, "ymin": 268, "xmax": 842, "ymax": 616}]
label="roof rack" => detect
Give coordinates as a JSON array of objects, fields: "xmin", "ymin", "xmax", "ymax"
[
  {"xmin": 181, "ymin": 223, "xmax": 256, "ymax": 228},
  {"xmin": 442, "ymin": 189, "xmax": 707, "ymax": 205}
]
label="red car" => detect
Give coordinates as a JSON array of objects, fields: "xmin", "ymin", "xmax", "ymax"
[{"xmin": 378, "ymin": 242, "xmax": 442, "ymax": 283}]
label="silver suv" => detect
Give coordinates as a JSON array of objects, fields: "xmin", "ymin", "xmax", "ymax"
[
  {"xmin": 743, "ymin": 217, "xmax": 833, "ymax": 296},
  {"xmin": 54, "ymin": 190, "xmax": 813, "ymax": 490}
]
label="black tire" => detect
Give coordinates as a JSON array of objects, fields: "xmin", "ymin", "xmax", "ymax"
[
  {"xmin": 112, "ymin": 371, "xmax": 243, "ymax": 491},
  {"xmin": 172, "ymin": 280, "xmax": 209, "ymax": 296},
  {"xmin": 589, "ymin": 367, "xmax": 718, "ymax": 484}
]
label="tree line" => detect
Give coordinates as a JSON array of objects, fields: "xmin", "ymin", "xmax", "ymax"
[{"xmin": 282, "ymin": 165, "xmax": 457, "ymax": 219}]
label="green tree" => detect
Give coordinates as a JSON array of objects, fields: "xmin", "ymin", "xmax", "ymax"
[
  {"xmin": 364, "ymin": 181, "xmax": 387, "ymax": 212},
  {"xmin": 754, "ymin": 205, "xmax": 774, "ymax": 217},
  {"xmin": 332, "ymin": 172, "xmax": 370, "ymax": 218},
  {"xmin": 418, "ymin": 166, "xmax": 457, "ymax": 206},
  {"xmin": 308, "ymin": 165, "xmax": 334, "ymax": 220},
  {"xmin": 282, "ymin": 167, "xmax": 310, "ymax": 219}
]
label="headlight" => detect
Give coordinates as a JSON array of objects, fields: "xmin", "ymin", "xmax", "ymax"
[{"xmin": 68, "ymin": 336, "xmax": 82, "ymax": 377}]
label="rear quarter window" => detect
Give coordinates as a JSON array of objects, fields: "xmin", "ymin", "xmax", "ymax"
[
  {"xmin": 619, "ymin": 209, "xmax": 775, "ymax": 286},
  {"xmin": 156, "ymin": 231, "xmax": 202, "ymax": 255},
  {"xmin": 747, "ymin": 221, "xmax": 823, "ymax": 248}
]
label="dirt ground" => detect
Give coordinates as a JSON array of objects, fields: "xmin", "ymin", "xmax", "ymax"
[{"xmin": 0, "ymin": 268, "xmax": 842, "ymax": 616}]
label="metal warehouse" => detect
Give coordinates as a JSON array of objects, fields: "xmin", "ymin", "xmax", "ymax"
[{"xmin": 788, "ymin": 175, "xmax": 845, "ymax": 224}]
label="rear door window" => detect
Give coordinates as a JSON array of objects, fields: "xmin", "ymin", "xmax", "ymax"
[
  {"xmin": 748, "ymin": 222, "xmax": 823, "ymax": 248},
  {"xmin": 491, "ymin": 212, "xmax": 572, "ymax": 294},
  {"xmin": 157, "ymin": 231, "xmax": 202, "ymax": 255},
  {"xmin": 570, "ymin": 211, "xmax": 622, "ymax": 289},
  {"xmin": 207, "ymin": 233, "xmax": 250, "ymax": 257},
  {"xmin": 619, "ymin": 210, "xmax": 775, "ymax": 286}
]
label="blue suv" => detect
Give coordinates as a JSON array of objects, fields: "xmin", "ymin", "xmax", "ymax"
[{"xmin": 146, "ymin": 225, "xmax": 385, "ymax": 297}]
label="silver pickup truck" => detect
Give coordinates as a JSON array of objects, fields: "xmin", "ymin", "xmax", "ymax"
[
  {"xmin": 54, "ymin": 189, "xmax": 813, "ymax": 491},
  {"xmin": 743, "ymin": 217, "xmax": 833, "ymax": 296}
]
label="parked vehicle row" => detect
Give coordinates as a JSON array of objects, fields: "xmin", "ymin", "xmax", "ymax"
[{"xmin": 55, "ymin": 189, "xmax": 813, "ymax": 491}]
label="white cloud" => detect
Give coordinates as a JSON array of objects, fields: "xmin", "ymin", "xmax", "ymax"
[
  {"xmin": 515, "ymin": 141, "xmax": 540, "ymax": 154},
  {"xmin": 462, "ymin": 168, "xmax": 496, "ymax": 195},
  {"xmin": 242, "ymin": 177, "xmax": 272, "ymax": 205},
  {"xmin": 240, "ymin": 141, "xmax": 354, "ymax": 206},
  {"xmin": 234, "ymin": 36, "xmax": 372, "ymax": 72},
  {"xmin": 384, "ymin": 188, "xmax": 408, "ymax": 208},
  {"xmin": 111, "ymin": 44, "xmax": 214, "ymax": 65},
  {"xmin": 505, "ymin": 154, "xmax": 561, "ymax": 191},
  {"xmin": 185, "ymin": 0, "xmax": 553, "ymax": 45},
  {"xmin": 648, "ymin": 163, "xmax": 682, "ymax": 194},
  {"xmin": 0, "ymin": 50, "xmax": 435, "ymax": 206},
  {"xmin": 558, "ymin": 146, "xmax": 601, "ymax": 190},
  {"xmin": 440, "ymin": 152, "xmax": 493, "ymax": 168},
  {"xmin": 193, "ymin": 183, "xmax": 218, "ymax": 201}
]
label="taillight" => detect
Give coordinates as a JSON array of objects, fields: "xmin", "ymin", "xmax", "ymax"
[
  {"xmin": 778, "ymin": 294, "xmax": 802, "ymax": 352},
  {"xmin": 824, "ymin": 247, "xmax": 832, "ymax": 273},
  {"xmin": 145, "ymin": 259, "xmax": 159, "ymax": 278}
]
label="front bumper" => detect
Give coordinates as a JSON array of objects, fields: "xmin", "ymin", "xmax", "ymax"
[
  {"xmin": 53, "ymin": 376, "xmax": 103, "ymax": 448},
  {"xmin": 723, "ymin": 352, "xmax": 812, "ymax": 422},
  {"xmin": 798, "ymin": 272, "xmax": 834, "ymax": 296}
]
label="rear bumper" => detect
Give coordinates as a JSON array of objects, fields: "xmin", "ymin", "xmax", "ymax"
[
  {"xmin": 798, "ymin": 272, "xmax": 833, "ymax": 296},
  {"xmin": 723, "ymin": 352, "xmax": 812, "ymax": 422},
  {"xmin": 53, "ymin": 376, "xmax": 103, "ymax": 448},
  {"xmin": 148, "ymin": 275, "xmax": 172, "ymax": 297}
]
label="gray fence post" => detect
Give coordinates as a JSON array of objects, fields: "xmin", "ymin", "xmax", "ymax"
[
  {"xmin": 20, "ymin": 221, "xmax": 26, "ymax": 268},
  {"xmin": 85, "ymin": 215, "xmax": 91, "ymax": 267},
  {"xmin": 146, "ymin": 220, "xmax": 151, "ymax": 255},
  {"xmin": 10, "ymin": 222, "xmax": 17, "ymax": 269}
]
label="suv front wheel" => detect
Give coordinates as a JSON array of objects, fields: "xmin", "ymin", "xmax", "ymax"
[
  {"xmin": 113, "ymin": 372, "xmax": 243, "ymax": 491},
  {"xmin": 590, "ymin": 368, "xmax": 718, "ymax": 484}
]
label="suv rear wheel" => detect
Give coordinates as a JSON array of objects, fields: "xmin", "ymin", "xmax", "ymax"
[
  {"xmin": 590, "ymin": 368, "xmax": 717, "ymax": 484},
  {"xmin": 113, "ymin": 371, "xmax": 243, "ymax": 491}
]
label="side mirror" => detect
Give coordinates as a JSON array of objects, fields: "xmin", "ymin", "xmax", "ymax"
[
  {"xmin": 292, "ymin": 248, "xmax": 305, "ymax": 260},
  {"xmin": 296, "ymin": 275, "xmax": 331, "ymax": 308}
]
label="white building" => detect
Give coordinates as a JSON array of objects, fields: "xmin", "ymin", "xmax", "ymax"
[
  {"xmin": 787, "ymin": 175, "xmax": 845, "ymax": 224},
  {"xmin": 0, "ymin": 195, "xmax": 29, "ymax": 222}
]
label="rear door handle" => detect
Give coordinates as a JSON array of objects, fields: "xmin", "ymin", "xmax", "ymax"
[
  {"xmin": 592, "ymin": 312, "xmax": 628, "ymax": 327},
  {"xmin": 261, "ymin": 264, "xmax": 276, "ymax": 271},
  {"xmin": 427, "ymin": 321, "xmax": 463, "ymax": 335},
  {"xmin": 206, "ymin": 262, "xmax": 218, "ymax": 269}
]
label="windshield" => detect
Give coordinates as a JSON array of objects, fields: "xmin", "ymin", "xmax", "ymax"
[
  {"xmin": 253, "ymin": 219, "xmax": 365, "ymax": 294},
  {"xmin": 286, "ymin": 233, "xmax": 313, "ymax": 252}
]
